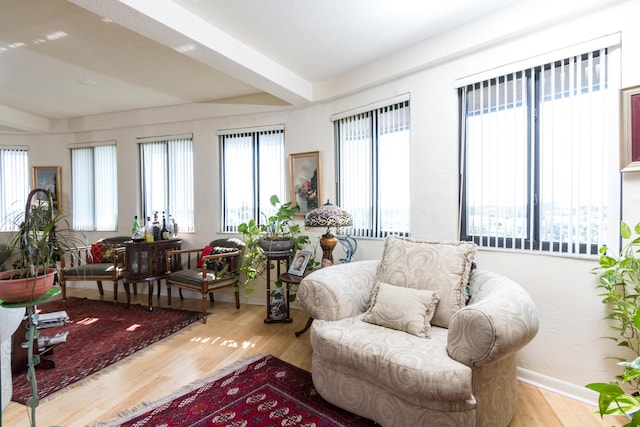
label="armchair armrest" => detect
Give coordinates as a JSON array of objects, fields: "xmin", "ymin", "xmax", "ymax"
[
  {"xmin": 447, "ymin": 270, "xmax": 539, "ymax": 367},
  {"xmin": 298, "ymin": 260, "xmax": 378, "ymax": 321}
]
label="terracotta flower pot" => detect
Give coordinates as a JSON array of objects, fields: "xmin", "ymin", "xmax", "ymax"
[{"xmin": 0, "ymin": 268, "xmax": 56, "ymax": 303}]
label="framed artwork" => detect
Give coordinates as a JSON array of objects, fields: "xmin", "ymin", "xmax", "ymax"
[
  {"xmin": 32, "ymin": 166, "xmax": 61, "ymax": 212},
  {"xmin": 621, "ymin": 85, "xmax": 640, "ymax": 172},
  {"xmin": 288, "ymin": 250, "xmax": 312, "ymax": 276},
  {"xmin": 289, "ymin": 151, "xmax": 321, "ymax": 215}
]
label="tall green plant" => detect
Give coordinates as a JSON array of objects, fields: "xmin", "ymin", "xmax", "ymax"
[
  {"xmin": 592, "ymin": 221, "xmax": 640, "ymax": 363},
  {"xmin": 588, "ymin": 221, "xmax": 640, "ymax": 424},
  {"xmin": 237, "ymin": 195, "xmax": 311, "ymax": 298}
]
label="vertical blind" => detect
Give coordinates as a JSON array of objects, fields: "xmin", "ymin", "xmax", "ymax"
[
  {"xmin": 0, "ymin": 147, "xmax": 29, "ymax": 231},
  {"xmin": 71, "ymin": 144, "xmax": 118, "ymax": 231},
  {"xmin": 220, "ymin": 129, "xmax": 285, "ymax": 232},
  {"xmin": 461, "ymin": 47, "xmax": 618, "ymax": 255},
  {"xmin": 139, "ymin": 136, "xmax": 194, "ymax": 232},
  {"xmin": 336, "ymin": 100, "xmax": 411, "ymax": 238}
]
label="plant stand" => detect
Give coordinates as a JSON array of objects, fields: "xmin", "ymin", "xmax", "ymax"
[
  {"xmin": 264, "ymin": 253, "xmax": 292, "ymax": 324},
  {"xmin": 1, "ymin": 287, "xmax": 60, "ymax": 427}
]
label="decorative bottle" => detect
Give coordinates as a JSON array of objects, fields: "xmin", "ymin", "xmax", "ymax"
[
  {"xmin": 161, "ymin": 211, "xmax": 170, "ymax": 240},
  {"xmin": 131, "ymin": 215, "xmax": 142, "ymax": 239}
]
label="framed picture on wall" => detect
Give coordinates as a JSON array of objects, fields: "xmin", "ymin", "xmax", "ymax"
[
  {"xmin": 621, "ymin": 85, "xmax": 640, "ymax": 172},
  {"xmin": 289, "ymin": 151, "xmax": 321, "ymax": 216},
  {"xmin": 32, "ymin": 166, "xmax": 61, "ymax": 212}
]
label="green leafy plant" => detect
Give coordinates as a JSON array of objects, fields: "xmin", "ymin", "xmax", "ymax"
[
  {"xmin": 237, "ymin": 195, "xmax": 312, "ymax": 298},
  {"xmin": 1, "ymin": 189, "xmax": 86, "ymax": 301},
  {"xmin": 588, "ymin": 221, "xmax": 640, "ymax": 424}
]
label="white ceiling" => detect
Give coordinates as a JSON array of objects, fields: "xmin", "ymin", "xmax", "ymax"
[{"xmin": 0, "ymin": 0, "xmax": 612, "ymax": 134}]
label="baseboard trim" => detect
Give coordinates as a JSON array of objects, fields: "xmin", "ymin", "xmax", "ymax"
[{"xmin": 517, "ymin": 367, "xmax": 598, "ymax": 407}]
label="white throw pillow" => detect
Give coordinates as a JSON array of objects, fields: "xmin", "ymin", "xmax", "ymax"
[
  {"xmin": 376, "ymin": 236, "xmax": 476, "ymax": 328},
  {"xmin": 363, "ymin": 282, "xmax": 439, "ymax": 338}
]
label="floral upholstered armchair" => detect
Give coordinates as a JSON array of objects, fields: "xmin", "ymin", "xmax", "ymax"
[{"xmin": 297, "ymin": 236, "xmax": 539, "ymax": 427}]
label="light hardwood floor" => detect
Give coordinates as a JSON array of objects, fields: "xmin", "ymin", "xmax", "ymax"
[{"xmin": 1, "ymin": 288, "xmax": 627, "ymax": 427}]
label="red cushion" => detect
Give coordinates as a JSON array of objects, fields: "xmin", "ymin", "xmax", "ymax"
[
  {"xmin": 197, "ymin": 245, "xmax": 213, "ymax": 268},
  {"xmin": 89, "ymin": 243, "xmax": 105, "ymax": 264}
]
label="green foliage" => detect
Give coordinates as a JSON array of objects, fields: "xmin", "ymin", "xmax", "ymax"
[
  {"xmin": 589, "ymin": 221, "xmax": 640, "ymax": 422},
  {"xmin": 2, "ymin": 189, "xmax": 87, "ymax": 295},
  {"xmin": 592, "ymin": 222, "xmax": 640, "ymax": 364},
  {"xmin": 236, "ymin": 195, "xmax": 313, "ymax": 299},
  {"xmin": 587, "ymin": 357, "xmax": 640, "ymax": 425}
]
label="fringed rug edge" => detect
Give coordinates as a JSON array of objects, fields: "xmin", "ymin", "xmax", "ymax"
[{"xmin": 86, "ymin": 352, "xmax": 270, "ymax": 427}]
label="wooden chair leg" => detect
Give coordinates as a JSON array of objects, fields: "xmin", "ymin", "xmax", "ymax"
[
  {"xmin": 167, "ymin": 285, "xmax": 172, "ymax": 307},
  {"xmin": 179, "ymin": 288, "xmax": 184, "ymax": 300},
  {"xmin": 201, "ymin": 295, "xmax": 208, "ymax": 324},
  {"xmin": 209, "ymin": 292, "xmax": 214, "ymax": 303},
  {"xmin": 113, "ymin": 281, "xmax": 118, "ymax": 303},
  {"xmin": 96, "ymin": 280, "xmax": 104, "ymax": 295},
  {"xmin": 60, "ymin": 280, "xmax": 66, "ymax": 302},
  {"xmin": 234, "ymin": 289, "xmax": 240, "ymax": 309}
]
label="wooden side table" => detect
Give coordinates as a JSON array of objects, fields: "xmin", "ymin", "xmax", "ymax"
[
  {"xmin": 264, "ymin": 253, "xmax": 292, "ymax": 323},
  {"xmin": 277, "ymin": 272, "xmax": 314, "ymax": 337}
]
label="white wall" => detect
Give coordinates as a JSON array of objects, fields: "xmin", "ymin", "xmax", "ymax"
[{"xmin": 1, "ymin": 0, "xmax": 639, "ymax": 404}]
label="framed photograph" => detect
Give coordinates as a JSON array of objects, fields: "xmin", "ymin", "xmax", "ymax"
[
  {"xmin": 288, "ymin": 250, "xmax": 312, "ymax": 276},
  {"xmin": 290, "ymin": 151, "xmax": 321, "ymax": 215},
  {"xmin": 32, "ymin": 166, "xmax": 61, "ymax": 212},
  {"xmin": 621, "ymin": 85, "xmax": 640, "ymax": 172}
]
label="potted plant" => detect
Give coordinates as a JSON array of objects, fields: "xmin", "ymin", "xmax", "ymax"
[
  {"xmin": 587, "ymin": 221, "xmax": 640, "ymax": 425},
  {"xmin": 237, "ymin": 194, "xmax": 311, "ymax": 297},
  {"xmin": 0, "ymin": 188, "xmax": 85, "ymax": 303}
]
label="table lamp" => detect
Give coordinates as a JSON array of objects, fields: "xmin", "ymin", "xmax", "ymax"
[{"xmin": 304, "ymin": 200, "xmax": 353, "ymax": 266}]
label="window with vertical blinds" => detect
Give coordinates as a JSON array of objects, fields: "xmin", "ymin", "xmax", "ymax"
[
  {"xmin": 335, "ymin": 100, "xmax": 411, "ymax": 238},
  {"xmin": 220, "ymin": 128, "xmax": 285, "ymax": 232},
  {"xmin": 460, "ymin": 46, "xmax": 619, "ymax": 255},
  {"xmin": 71, "ymin": 143, "xmax": 118, "ymax": 231},
  {"xmin": 139, "ymin": 135, "xmax": 194, "ymax": 232},
  {"xmin": 0, "ymin": 146, "xmax": 29, "ymax": 231}
]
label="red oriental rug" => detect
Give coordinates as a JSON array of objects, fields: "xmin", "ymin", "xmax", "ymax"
[
  {"xmin": 11, "ymin": 296, "xmax": 202, "ymax": 404},
  {"xmin": 89, "ymin": 353, "xmax": 376, "ymax": 427}
]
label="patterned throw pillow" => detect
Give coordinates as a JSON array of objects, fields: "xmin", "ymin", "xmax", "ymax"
[
  {"xmin": 205, "ymin": 247, "xmax": 238, "ymax": 274},
  {"xmin": 376, "ymin": 236, "xmax": 476, "ymax": 328},
  {"xmin": 88, "ymin": 243, "xmax": 105, "ymax": 264},
  {"xmin": 363, "ymin": 282, "xmax": 439, "ymax": 338}
]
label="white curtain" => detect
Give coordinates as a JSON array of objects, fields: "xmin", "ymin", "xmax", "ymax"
[
  {"xmin": 336, "ymin": 101, "xmax": 411, "ymax": 238},
  {"xmin": 220, "ymin": 129, "xmax": 285, "ymax": 232},
  {"xmin": 71, "ymin": 144, "xmax": 117, "ymax": 231},
  {"xmin": 0, "ymin": 147, "xmax": 29, "ymax": 231},
  {"xmin": 139, "ymin": 137, "xmax": 194, "ymax": 232},
  {"xmin": 462, "ymin": 47, "xmax": 618, "ymax": 255}
]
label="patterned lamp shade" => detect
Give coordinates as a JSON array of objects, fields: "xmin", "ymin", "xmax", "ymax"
[{"xmin": 304, "ymin": 200, "xmax": 353, "ymax": 233}]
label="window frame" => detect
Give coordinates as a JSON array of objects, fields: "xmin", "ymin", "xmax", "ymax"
[
  {"xmin": 138, "ymin": 134, "xmax": 194, "ymax": 233},
  {"xmin": 335, "ymin": 99, "xmax": 411, "ymax": 239},
  {"xmin": 459, "ymin": 48, "xmax": 619, "ymax": 256},
  {"xmin": 219, "ymin": 127, "xmax": 285, "ymax": 233}
]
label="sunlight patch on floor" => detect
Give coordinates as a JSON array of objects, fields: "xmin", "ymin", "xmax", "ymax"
[{"xmin": 191, "ymin": 336, "xmax": 256, "ymax": 349}]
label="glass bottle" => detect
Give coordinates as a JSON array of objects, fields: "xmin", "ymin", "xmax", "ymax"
[
  {"xmin": 131, "ymin": 215, "xmax": 141, "ymax": 239},
  {"xmin": 161, "ymin": 211, "xmax": 170, "ymax": 240},
  {"xmin": 145, "ymin": 216, "xmax": 154, "ymax": 242}
]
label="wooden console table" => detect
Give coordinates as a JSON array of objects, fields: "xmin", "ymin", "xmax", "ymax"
[{"xmin": 120, "ymin": 239, "xmax": 182, "ymax": 311}]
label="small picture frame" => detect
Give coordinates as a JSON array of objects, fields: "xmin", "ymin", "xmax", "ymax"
[
  {"xmin": 288, "ymin": 250, "xmax": 312, "ymax": 276},
  {"xmin": 32, "ymin": 166, "xmax": 61, "ymax": 212},
  {"xmin": 620, "ymin": 85, "xmax": 640, "ymax": 172},
  {"xmin": 290, "ymin": 151, "xmax": 321, "ymax": 216}
]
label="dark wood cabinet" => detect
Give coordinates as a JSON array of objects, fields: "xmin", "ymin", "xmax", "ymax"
[{"xmin": 120, "ymin": 239, "xmax": 181, "ymax": 311}]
